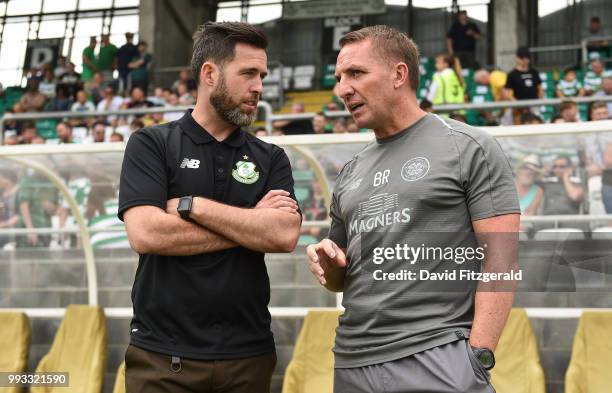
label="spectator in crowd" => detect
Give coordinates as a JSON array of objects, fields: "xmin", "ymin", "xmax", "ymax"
[
  {"xmin": 595, "ymin": 76, "xmax": 612, "ymax": 114},
  {"xmin": 4, "ymin": 106, "xmax": 23, "ymax": 135},
  {"xmin": 110, "ymin": 132, "xmax": 124, "ymax": 142},
  {"xmin": 45, "ymin": 84, "xmax": 73, "ymax": 112},
  {"xmin": 71, "ymin": 90, "xmax": 95, "ymax": 113},
  {"xmin": 97, "ymin": 33, "xmax": 118, "ymax": 81},
  {"xmin": 128, "ymin": 41, "xmax": 152, "ymax": 93},
  {"xmin": 164, "ymin": 92, "xmax": 184, "ymax": 122},
  {"xmin": 38, "ymin": 67, "xmax": 56, "ymax": 98},
  {"xmin": 117, "ymin": 32, "xmax": 139, "ymax": 93},
  {"xmin": 0, "ymin": 170, "xmax": 19, "ymax": 248},
  {"xmin": 82, "ymin": 36, "xmax": 98, "ymax": 81},
  {"xmin": 557, "ymin": 68, "xmax": 584, "ymax": 98},
  {"xmin": 3, "ymin": 131, "xmax": 18, "ymax": 145},
  {"xmin": 96, "ymin": 85, "xmax": 124, "ymax": 115},
  {"xmin": 86, "ymin": 72, "xmax": 106, "ymax": 105},
  {"xmin": 58, "ymin": 61, "xmax": 82, "ymax": 97},
  {"xmin": 550, "ymin": 115, "xmax": 565, "ymax": 124},
  {"xmin": 449, "ymin": 112, "xmax": 467, "ymax": 123},
  {"xmin": 503, "ymin": 46, "xmax": 543, "ymax": 124},
  {"xmin": 56, "ymin": 121, "xmax": 73, "ymax": 144},
  {"xmin": 176, "ymin": 81, "xmax": 195, "ymax": 105},
  {"xmin": 273, "ymin": 102, "xmax": 314, "ymax": 135},
  {"xmin": 346, "ymin": 117, "xmax": 360, "ymax": 133},
  {"xmin": 585, "ymin": 16, "xmax": 609, "ymax": 57},
  {"xmin": 20, "ymin": 122, "xmax": 38, "ymax": 144},
  {"xmin": 520, "ymin": 112, "xmax": 543, "ymax": 125},
  {"xmin": 323, "ymin": 101, "xmax": 340, "ymax": 113},
  {"xmin": 253, "ymin": 127, "xmax": 268, "ymax": 137},
  {"xmin": 31, "ymin": 136, "xmax": 45, "ymax": 144},
  {"xmin": 468, "ymin": 68, "xmax": 498, "ymax": 125},
  {"xmin": 129, "ymin": 118, "xmax": 144, "ymax": 134},
  {"xmin": 90, "ymin": 121, "xmax": 107, "ymax": 143},
  {"xmin": 446, "ymin": 10, "xmax": 480, "ymax": 69},
  {"xmin": 419, "ymin": 99, "xmax": 433, "ymax": 113},
  {"xmin": 584, "ymin": 58, "xmax": 612, "ymax": 95},
  {"xmin": 173, "ymin": 69, "xmax": 197, "ymax": 92},
  {"xmin": 122, "ymin": 86, "xmax": 154, "ymax": 109},
  {"xmin": 312, "ymin": 112, "xmax": 327, "ymax": 134},
  {"xmin": 19, "ymin": 80, "xmax": 47, "ymax": 112},
  {"xmin": 541, "ymin": 155, "xmax": 584, "ymax": 215},
  {"xmin": 427, "ymin": 53, "xmax": 465, "ymax": 105},
  {"xmin": 15, "ymin": 172, "xmax": 58, "ymax": 247},
  {"xmin": 559, "ymin": 100, "xmax": 581, "ymax": 123},
  {"xmin": 54, "ymin": 55, "xmax": 68, "ymax": 78},
  {"xmin": 148, "ymin": 87, "xmax": 167, "ymax": 106},
  {"xmin": 584, "ymin": 102, "xmax": 612, "ymax": 210},
  {"xmin": 516, "ymin": 154, "xmax": 544, "ymax": 216},
  {"xmin": 333, "ymin": 118, "xmax": 348, "ymax": 133}
]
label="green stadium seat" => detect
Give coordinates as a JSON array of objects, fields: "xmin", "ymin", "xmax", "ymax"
[
  {"xmin": 297, "ymin": 234, "xmax": 318, "ymax": 246},
  {"xmin": 294, "ymin": 187, "xmax": 311, "ymax": 203},
  {"xmin": 36, "ymin": 119, "xmax": 58, "ymax": 140}
]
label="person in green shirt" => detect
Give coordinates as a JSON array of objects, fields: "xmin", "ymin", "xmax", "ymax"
[
  {"xmin": 97, "ymin": 34, "xmax": 118, "ymax": 82},
  {"xmin": 16, "ymin": 173, "xmax": 59, "ymax": 247},
  {"xmin": 128, "ymin": 41, "xmax": 152, "ymax": 93},
  {"xmin": 82, "ymin": 36, "xmax": 97, "ymax": 81}
]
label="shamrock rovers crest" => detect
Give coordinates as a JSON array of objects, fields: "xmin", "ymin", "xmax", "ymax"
[{"xmin": 232, "ymin": 157, "xmax": 260, "ymax": 184}]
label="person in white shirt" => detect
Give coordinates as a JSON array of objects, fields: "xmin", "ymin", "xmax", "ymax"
[{"xmin": 71, "ymin": 90, "xmax": 95, "ymax": 112}]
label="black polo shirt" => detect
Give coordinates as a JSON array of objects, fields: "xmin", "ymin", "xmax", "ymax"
[{"xmin": 118, "ymin": 110, "xmax": 298, "ymax": 359}]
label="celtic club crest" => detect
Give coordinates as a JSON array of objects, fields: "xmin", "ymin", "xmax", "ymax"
[{"xmin": 401, "ymin": 157, "xmax": 430, "ymax": 182}]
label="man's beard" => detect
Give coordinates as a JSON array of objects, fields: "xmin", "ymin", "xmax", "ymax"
[{"xmin": 210, "ymin": 73, "xmax": 258, "ymax": 127}]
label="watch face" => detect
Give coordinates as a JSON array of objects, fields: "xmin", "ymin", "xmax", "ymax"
[
  {"xmin": 478, "ymin": 350, "xmax": 495, "ymax": 369},
  {"xmin": 178, "ymin": 198, "xmax": 189, "ymax": 211}
]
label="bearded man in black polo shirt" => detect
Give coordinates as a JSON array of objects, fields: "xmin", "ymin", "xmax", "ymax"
[{"xmin": 118, "ymin": 22, "xmax": 301, "ymax": 393}]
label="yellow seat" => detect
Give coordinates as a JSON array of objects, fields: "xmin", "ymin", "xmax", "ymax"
[
  {"xmin": 0, "ymin": 312, "xmax": 31, "ymax": 393},
  {"xmin": 31, "ymin": 305, "xmax": 107, "ymax": 393},
  {"xmin": 490, "ymin": 309, "xmax": 546, "ymax": 393},
  {"xmin": 282, "ymin": 310, "xmax": 342, "ymax": 393},
  {"xmin": 565, "ymin": 311, "xmax": 612, "ymax": 393},
  {"xmin": 112, "ymin": 362, "xmax": 125, "ymax": 393}
]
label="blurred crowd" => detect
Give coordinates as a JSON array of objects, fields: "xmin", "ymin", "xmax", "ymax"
[{"xmin": 1, "ymin": 32, "xmax": 197, "ymax": 146}]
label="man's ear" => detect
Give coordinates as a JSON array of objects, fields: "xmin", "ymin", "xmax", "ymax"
[
  {"xmin": 201, "ymin": 62, "xmax": 217, "ymax": 87},
  {"xmin": 394, "ymin": 62, "xmax": 409, "ymax": 89}
]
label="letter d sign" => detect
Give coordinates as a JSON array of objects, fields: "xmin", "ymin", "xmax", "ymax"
[{"xmin": 30, "ymin": 47, "xmax": 53, "ymax": 69}]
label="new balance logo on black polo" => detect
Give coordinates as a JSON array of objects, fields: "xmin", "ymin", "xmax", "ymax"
[{"xmin": 180, "ymin": 158, "xmax": 200, "ymax": 169}]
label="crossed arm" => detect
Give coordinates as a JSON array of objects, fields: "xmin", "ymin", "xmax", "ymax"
[{"xmin": 124, "ymin": 190, "xmax": 301, "ymax": 256}]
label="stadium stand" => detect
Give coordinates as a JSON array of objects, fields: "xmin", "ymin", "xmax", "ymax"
[{"xmin": 0, "ymin": 312, "xmax": 30, "ymax": 393}]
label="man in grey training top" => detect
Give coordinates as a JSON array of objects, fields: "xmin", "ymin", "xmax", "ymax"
[{"xmin": 307, "ymin": 25, "xmax": 520, "ymax": 392}]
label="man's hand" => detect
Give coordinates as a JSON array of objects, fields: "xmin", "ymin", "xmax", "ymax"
[
  {"xmin": 256, "ymin": 190, "xmax": 298, "ymax": 214},
  {"xmin": 306, "ymin": 239, "xmax": 346, "ymax": 286},
  {"xmin": 166, "ymin": 198, "xmax": 180, "ymax": 217}
]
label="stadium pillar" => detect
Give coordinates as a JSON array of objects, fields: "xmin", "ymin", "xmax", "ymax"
[
  {"xmin": 492, "ymin": 0, "xmax": 532, "ymax": 71},
  {"xmin": 138, "ymin": 0, "xmax": 219, "ymax": 90}
]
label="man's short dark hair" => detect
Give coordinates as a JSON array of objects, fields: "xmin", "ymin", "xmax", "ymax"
[
  {"xmin": 589, "ymin": 101, "xmax": 608, "ymax": 118},
  {"xmin": 560, "ymin": 100, "xmax": 577, "ymax": 113},
  {"xmin": 57, "ymin": 121, "xmax": 72, "ymax": 130},
  {"xmin": 554, "ymin": 155, "xmax": 572, "ymax": 167},
  {"xmin": 591, "ymin": 16, "xmax": 600, "ymax": 23},
  {"xmin": 339, "ymin": 25, "xmax": 420, "ymax": 92},
  {"xmin": 92, "ymin": 121, "xmax": 106, "ymax": 129},
  {"xmin": 23, "ymin": 121, "xmax": 36, "ymax": 130},
  {"xmin": 191, "ymin": 22, "xmax": 268, "ymax": 86}
]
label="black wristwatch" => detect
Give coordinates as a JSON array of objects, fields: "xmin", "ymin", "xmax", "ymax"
[
  {"xmin": 177, "ymin": 196, "xmax": 193, "ymax": 220},
  {"xmin": 471, "ymin": 346, "xmax": 495, "ymax": 370}
]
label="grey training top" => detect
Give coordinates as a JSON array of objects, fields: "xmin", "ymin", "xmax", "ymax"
[{"xmin": 328, "ymin": 113, "xmax": 520, "ymax": 368}]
